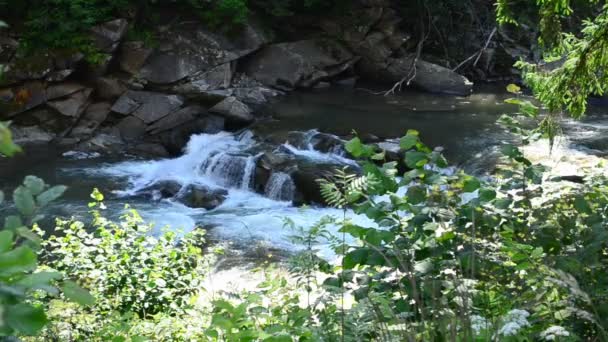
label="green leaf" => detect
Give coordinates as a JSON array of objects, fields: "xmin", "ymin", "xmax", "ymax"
[
  {"xmin": 531, "ymin": 247, "xmax": 544, "ymax": 259},
  {"xmin": 500, "ymin": 144, "xmax": 521, "ymax": 159},
  {"xmin": 0, "ymin": 246, "xmax": 37, "ymax": 277},
  {"xmin": 405, "ymin": 151, "xmax": 428, "ymax": 169},
  {"xmin": 23, "ymin": 176, "xmax": 45, "ymax": 196},
  {"xmin": 16, "ymin": 226, "xmax": 42, "ymax": 245},
  {"xmin": 0, "ymin": 230, "xmax": 14, "ymax": 253},
  {"xmin": 13, "ymin": 186, "xmax": 36, "ymax": 217},
  {"xmin": 463, "ymin": 177, "xmax": 481, "ymax": 193},
  {"xmin": 343, "ymin": 248, "xmax": 369, "ymax": 269},
  {"xmin": 0, "ymin": 122, "xmax": 22, "ymax": 157},
  {"xmin": 574, "ymin": 196, "xmax": 592, "ymax": 214},
  {"xmin": 506, "ymin": 83, "xmax": 521, "ymax": 93},
  {"xmin": 0, "ymin": 190, "xmax": 4, "ymax": 205},
  {"xmin": 479, "ymin": 188, "xmax": 496, "ymax": 202},
  {"xmin": 4, "ymin": 215, "xmax": 23, "ymax": 230},
  {"xmin": 399, "ymin": 131, "xmax": 419, "ymax": 150},
  {"xmin": 345, "ymin": 137, "xmax": 374, "ymax": 158},
  {"xmin": 407, "ymin": 185, "xmax": 427, "ymax": 204},
  {"xmin": 90, "ymin": 188, "xmax": 105, "ymax": 202},
  {"xmin": 37, "ymin": 185, "xmax": 67, "ymax": 207},
  {"xmin": 17, "ymin": 272, "xmax": 62, "ymax": 294},
  {"xmin": 62, "ymin": 281, "xmax": 95, "ymax": 306},
  {"xmin": 5, "ymin": 303, "xmax": 47, "ymax": 336}
]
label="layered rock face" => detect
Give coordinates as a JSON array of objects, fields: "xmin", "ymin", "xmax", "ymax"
[{"xmin": 0, "ymin": 1, "xmax": 527, "ymax": 154}]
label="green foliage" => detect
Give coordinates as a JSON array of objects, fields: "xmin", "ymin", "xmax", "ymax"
[
  {"xmin": 497, "ymin": 0, "xmax": 607, "ymax": 118},
  {"xmin": 35, "ymin": 190, "xmax": 212, "ymax": 339},
  {"xmin": 308, "ymin": 118, "xmax": 608, "ymax": 339},
  {"xmin": 0, "ymin": 122, "xmax": 21, "ymax": 157},
  {"xmin": 0, "ymin": 175, "xmax": 90, "ymax": 338}
]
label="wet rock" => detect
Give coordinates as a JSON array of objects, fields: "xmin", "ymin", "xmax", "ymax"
[
  {"xmin": 155, "ymin": 115, "xmax": 225, "ymax": 155},
  {"xmin": 209, "ymin": 96, "xmax": 254, "ymax": 123},
  {"xmin": 45, "ymin": 69, "xmax": 74, "ymax": 82},
  {"xmin": 129, "ymin": 143, "xmax": 170, "ymax": 158},
  {"xmin": 359, "ymin": 56, "xmax": 474, "ymax": 96},
  {"xmin": 254, "ymin": 151, "xmax": 297, "ymax": 193},
  {"xmin": 286, "ymin": 131, "xmax": 344, "ymax": 154},
  {"xmin": 178, "ymin": 185, "xmax": 228, "ymax": 210},
  {"xmin": 116, "ymin": 115, "xmax": 146, "ymax": 141},
  {"xmin": 46, "ymin": 83, "xmax": 87, "ymax": 101},
  {"xmin": 47, "ymin": 88, "xmax": 92, "ymax": 117},
  {"xmin": 68, "ymin": 102, "xmax": 111, "ymax": 139},
  {"xmin": 147, "ymin": 105, "xmax": 207, "ymax": 135},
  {"xmin": 292, "ymin": 161, "xmax": 349, "ymax": 205},
  {"xmin": 173, "ymin": 63, "xmax": 233, "ymax": 95},
  {"xmin": 79, "ymin": 130, "xmax": 124, "ymax": 152},
  {"xmin": 11, "ymin": 126, "xmax": 55, "ymax": 145},
  {"xmin": 119, "ymin": 41, "xmax": 153, "ymax": 74},
  {"xmin": 335, "ymin": 77, "xmax": 358, "ymax": 87},
  {"xmin": 140, "ymin": 180, "xmax": 183, "ymax": 199},
  {"xmin": 111, "ymin": 90, "xmax": 184, "ymax": 123},
  {"xmin": 91, "ymin": 19, "xmax": 129, "ymax": 53},
  {"xmin": 551, "ymin": 175, "xmax": 585, "ymax": 184},
  {"xmin": 243, "ymin": 39, "xmax": 356, "ymax": 89},
  {"xmin": 4, "ymin": 81, "xmax": 47, "ymax": 116},
  {"xmin": 94, "ymin": 77, "xmax": 126, "ymax": 100}
]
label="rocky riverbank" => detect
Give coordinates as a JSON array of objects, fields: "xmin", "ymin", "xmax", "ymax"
[{"xmin": 0, "ymin": 0, "xmax": 533, "ymax": 157}]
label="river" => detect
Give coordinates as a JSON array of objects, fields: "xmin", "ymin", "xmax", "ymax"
[{"xmin": 1, "ymin": 85, "xmax": 607, "ymax": 266}]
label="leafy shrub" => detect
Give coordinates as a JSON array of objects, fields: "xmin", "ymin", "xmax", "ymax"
[
  {"xmin": 303, "ymin": 95, "xmax": 608, "ymax": 340},
  {"xmin": 0, "ymin": 175, "xmax": 92, "ymax": 338},
  {"xmin": 36, "ymin": 189, "xmax": 212, "ymax": 339}
]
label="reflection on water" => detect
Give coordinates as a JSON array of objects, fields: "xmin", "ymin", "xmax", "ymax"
[{"xmin": 256, "ymin": 85, "xmax": 518, "ymax": 164}]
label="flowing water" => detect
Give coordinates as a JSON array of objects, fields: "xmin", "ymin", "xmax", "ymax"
[{"xmin": 2, "ymin": 86, "xmax": 608, "ymax": 264}]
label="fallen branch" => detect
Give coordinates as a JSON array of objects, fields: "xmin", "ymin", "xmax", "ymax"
[
  {"xmin": 383, "ymin": 1, "xmax": 431, "ymax": 96},
  {"xmin": 452, "ymin": 27, "xmax": 497, "ymax": 72}
]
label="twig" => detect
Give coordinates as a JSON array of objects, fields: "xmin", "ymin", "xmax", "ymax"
[
  {"xmin": 383, "ymin": 1, "xmax": 431, "ymax": 96},
  {"xmin": 452, "ymin": 27, "xmax": 497, "ymax": 72}
]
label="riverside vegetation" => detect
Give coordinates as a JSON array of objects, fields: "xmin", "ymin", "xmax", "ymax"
[{"xmin": 2, "ymin": 1, "xmax": 608, "ymax": 341}]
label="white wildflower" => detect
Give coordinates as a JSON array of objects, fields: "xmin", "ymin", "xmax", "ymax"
[
  {"xmin": 498, "ymin": 322, "xmax": 523, "ymax": 336},
  {"xmin": 470, "ymin": 315, "xmax": 490, "ymax": 334},
  {"xmin": 541, "ymin": 326, "xmax": 570, "ymax": 341},
  {"xmin": 497, "ymin": 309, "xmax": 530, "ymax": 337}
]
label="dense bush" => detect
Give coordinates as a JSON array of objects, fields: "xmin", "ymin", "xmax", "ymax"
[{"xmin": 32, "ymin": 190, "xmax": 212, "ymax": 340}]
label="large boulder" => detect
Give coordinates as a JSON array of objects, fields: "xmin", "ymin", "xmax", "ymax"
[
  {"xmin": 153, "ymin": 114, "xmax": 225, "ymax": 154},
  {"xmin": 147, "ymin": 105, "xmax": 208, "ymax": 135},
  {"xmin": 111, "ymin": 90, "xmax": 184, "ymax": 124},
  {"xmin": 47, "ymin": 88, "xmax": 92, "ymax": 117},
  {"xmin": 116, "ymin": 115, "xmax": 147, "ymax": 141},
  {"xmin": 382, "ymin": 57, "xmax": 474, "ymax": 96},
  {"xmin": 68, "ymin": 102, "xmax": 111, "ymax": 139},
  {"xmin": 209, "ymin": 96, "xmax": 254, "ymax": 123},
  {"xmin": 172, "ymin": 63, "xmax": 233, "ymax": 95},
  {"xmin": 139, "ymin": 20, "xmax": 269, "ymax": 84},
  {"xmin": 91, "ymin": 18, "xmax": 129, "ymax": 53},
  {"xmin": 243, "ymin": 39, "xmax": 356, "ymax": 89},
  {"xmin": 118, "ymin": 41, "xmax": 153, "ymax": 75},
  {"xmin": 94, "ymin": 77, "xmax": 126, "ymax": 100}
]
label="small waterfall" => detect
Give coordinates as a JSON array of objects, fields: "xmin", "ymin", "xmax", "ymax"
[
  {"xmin": 264, "ymin": 172, "xmax": 295, "ymax": 202},
  {"xmin": 241, "ymin": 155, "xmax": 257, "ymax": 190},
  {"xmin": 202, "ymin": 152, "xmax": 256, "ymax": 189}
]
